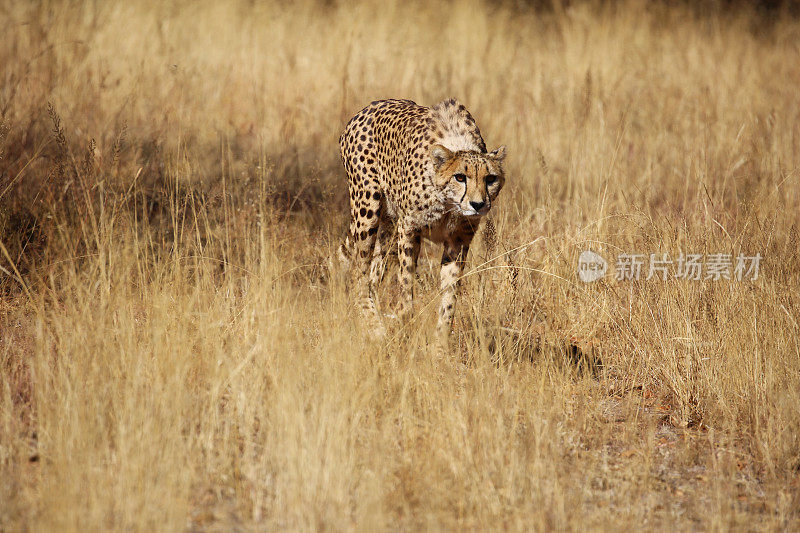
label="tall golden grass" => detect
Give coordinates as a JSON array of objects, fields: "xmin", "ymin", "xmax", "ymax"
[{"xmin": 1, "ymin": 0, "xmax": 799, "ymax": 529}]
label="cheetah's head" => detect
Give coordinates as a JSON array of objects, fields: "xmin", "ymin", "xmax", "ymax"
[{"xmin": 430, "ymin": 144, "xmax": 507, "ymax": 218}]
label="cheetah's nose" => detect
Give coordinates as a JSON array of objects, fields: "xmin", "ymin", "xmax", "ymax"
[{"xmin": 469, "ymin": 200, "xmax": 486, "ymax": 211}]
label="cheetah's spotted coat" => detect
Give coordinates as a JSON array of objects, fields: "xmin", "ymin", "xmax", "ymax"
[{"xmin": 338, "ymin": 98, "xmax": 507, "ymax": 343}]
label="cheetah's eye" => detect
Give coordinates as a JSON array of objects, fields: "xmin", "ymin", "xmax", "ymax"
[
  {"xmin": 485, "ymin": 174, "xmax": 498, "ymax": 185},
  {"xmin": 453, "ymin": 173, "xmax": 467, "ymax": 183}
]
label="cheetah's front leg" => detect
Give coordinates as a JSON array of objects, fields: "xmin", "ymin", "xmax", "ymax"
[
  {"xmin": 437, "ymin": 239, "xmax": 471, "ymax": 348},
  {"xmin": 397, "ymin": 220, "xmax": 421, "ymax": 322}
]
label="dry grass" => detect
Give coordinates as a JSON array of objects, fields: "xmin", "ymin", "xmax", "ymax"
[{"xmin": 1, "ymin": 0, "xmax": 800, "ymax": 530}]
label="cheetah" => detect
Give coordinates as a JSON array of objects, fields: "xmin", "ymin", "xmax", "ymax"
[{"xmin": 338, "ymin": 98, "xmax": 507, "ymax": 344}]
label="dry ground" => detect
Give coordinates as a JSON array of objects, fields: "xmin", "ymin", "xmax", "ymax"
[{"xmin": 1, "ymin": 0, "xmax": 799, "ymax": 530}]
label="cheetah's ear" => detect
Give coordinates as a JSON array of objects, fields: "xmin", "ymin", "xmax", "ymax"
[
  {"xmin": 488, "ymin": 145, "xmax": 507, "ymax": 163},
  {"xmin": 430, "ymin": 144, "xmax": 454, "ymax": 171}
]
